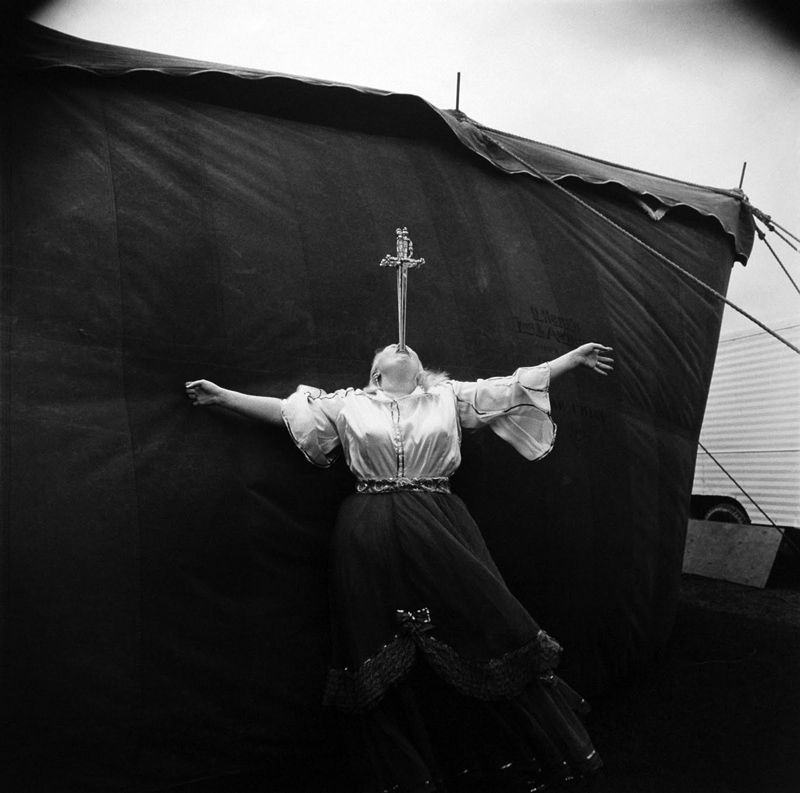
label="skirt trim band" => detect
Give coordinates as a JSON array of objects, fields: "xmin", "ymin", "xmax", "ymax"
[{"xmin": 323, "ymin": 608, "xmax": 563, "ymax": 713}]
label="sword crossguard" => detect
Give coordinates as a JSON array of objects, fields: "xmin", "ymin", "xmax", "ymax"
[{"xmin": 380, "ymin": 227, "xmax": 425, "ymax": 270}]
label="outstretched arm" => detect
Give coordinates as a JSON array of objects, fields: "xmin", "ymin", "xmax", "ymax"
[
  {"xmin": 185, "ymin": 380, "xmax": 283, "ymax": 425},
  {"xmin": 548, "ymin": 343, "xmax": 614, "ymax": 381}
]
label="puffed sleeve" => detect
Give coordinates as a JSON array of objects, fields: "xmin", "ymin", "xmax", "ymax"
[
  {"xmin": 451, "ymin": 364, "xmax": 556, "ymax": 461},
  {"xmin": 281, "ymin": 386, "xmax": 348, "ymax": 467}
]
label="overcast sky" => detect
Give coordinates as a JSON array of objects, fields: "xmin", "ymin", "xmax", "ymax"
[{"xmin": 31, "ymin": 0, "xmax": 800, "ymax": 339}]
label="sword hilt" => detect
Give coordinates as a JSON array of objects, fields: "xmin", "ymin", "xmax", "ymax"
[{"xmin": 378, "ymin": 227, "xmax": 425, "ymax": 352}]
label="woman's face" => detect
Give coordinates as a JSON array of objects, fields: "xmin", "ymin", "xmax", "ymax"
[{"xmin": 372, "ymin": 344, "xmax": 422, "ymax": 381}]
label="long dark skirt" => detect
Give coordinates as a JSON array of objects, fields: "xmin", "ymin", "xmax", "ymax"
[{"xmin": 325, "ymin": 491, "xmax": 601, "ymax": 793}]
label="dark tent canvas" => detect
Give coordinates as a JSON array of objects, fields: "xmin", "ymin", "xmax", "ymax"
[{"xmin": 1, "ymin": 21, "xmax": 754, "ymax": 793}]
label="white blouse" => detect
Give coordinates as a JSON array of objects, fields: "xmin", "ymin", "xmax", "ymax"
[{"xmin": 281, "ymin": 364, "xmax": 556, "ymax": 480}]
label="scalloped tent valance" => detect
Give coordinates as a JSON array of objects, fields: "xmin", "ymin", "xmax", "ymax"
[{"xmin": 11, "ymin": 20, "xmax": 754, "ymax": 261}]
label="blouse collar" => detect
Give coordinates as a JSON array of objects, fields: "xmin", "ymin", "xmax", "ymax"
[{"xmin": 369, "ymin": 385, "xmax": 426, "ymax": 402}]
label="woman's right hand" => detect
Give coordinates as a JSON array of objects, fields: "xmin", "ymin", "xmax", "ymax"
[{"xmin": 185, "ymin": 379, "xmax": 225, "ymax": 407}]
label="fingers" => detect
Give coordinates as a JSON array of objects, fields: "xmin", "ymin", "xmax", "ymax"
[
  {"xmin": 592, "ymin": 343, "xmax": 614, "ymax": 374},
  {"xmin": 185, "ymin": 380, "xmax": 204, "ymax": 404},
  {"xmin": 593, "ymin": 345, "xmax": 614, "ymax": 375}
]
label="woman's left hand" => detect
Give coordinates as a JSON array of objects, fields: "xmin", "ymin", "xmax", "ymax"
[{"xmin": 573, "ymin": 343, "xmax": 614, "ymax": 375}]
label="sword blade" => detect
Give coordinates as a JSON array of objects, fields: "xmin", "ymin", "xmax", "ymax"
[{"xmin": 397, "ymin": 265, "xmax": 406, "ymax": 352}]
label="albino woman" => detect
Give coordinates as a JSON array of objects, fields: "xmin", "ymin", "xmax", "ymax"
[{"xmin": 186, "ymin": 341, "xmax": 613, "ymax": 793}]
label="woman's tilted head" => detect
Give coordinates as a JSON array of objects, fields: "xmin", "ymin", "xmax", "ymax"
[
  {"xmin": 369, "ymin": 344, "xmax": 422, "ymax": 385},
  {"xmin": 366, "ymin": 344, "xmax": 448, "ymax": 393}
]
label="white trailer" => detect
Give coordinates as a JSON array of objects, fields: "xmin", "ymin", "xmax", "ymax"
[{"xmin": 691, "ymin": 320, "xmax": 800, "ymax": 528}]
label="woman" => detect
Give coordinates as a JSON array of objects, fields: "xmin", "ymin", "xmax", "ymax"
[{"xmin": 185, "ymin": 341, "xmax": 613, "ymax": 793}]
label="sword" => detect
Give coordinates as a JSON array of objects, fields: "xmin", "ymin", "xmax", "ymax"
[{"xmin": 379, "ymin": 227, "xmax": 425, "ymax": 352}]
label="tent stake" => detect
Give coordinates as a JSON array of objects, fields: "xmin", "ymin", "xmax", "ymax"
[
  {"xmin": 738, "ymin": 161, "xmax": 747, "ymax": 189},
  {"xmin": 455, "ymin": 72, "xmax": 461, "ymax": 112}
]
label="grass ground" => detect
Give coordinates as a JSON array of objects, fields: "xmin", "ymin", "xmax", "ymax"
[
  {"xmin": 14, "ymin": 573, "xmax": 794, "ymax": 793},
  {"xmin": 585, "ymin": 574, "xmax": 800, "ymax": 793}
]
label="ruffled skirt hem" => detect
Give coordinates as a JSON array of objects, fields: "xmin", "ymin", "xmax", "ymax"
[{"xmin": 338, "ymin": 656, "xmax": 602, "ymax": 793}]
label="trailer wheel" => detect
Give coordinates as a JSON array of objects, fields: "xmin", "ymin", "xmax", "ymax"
[{"xmin": 702, "ymin": 501, "xmax": 750, "ymax": 524}]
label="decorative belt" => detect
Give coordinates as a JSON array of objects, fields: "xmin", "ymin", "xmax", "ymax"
[{"xmin": 356, "ymin": 477, "xmax": 451, "ymax": 495}]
